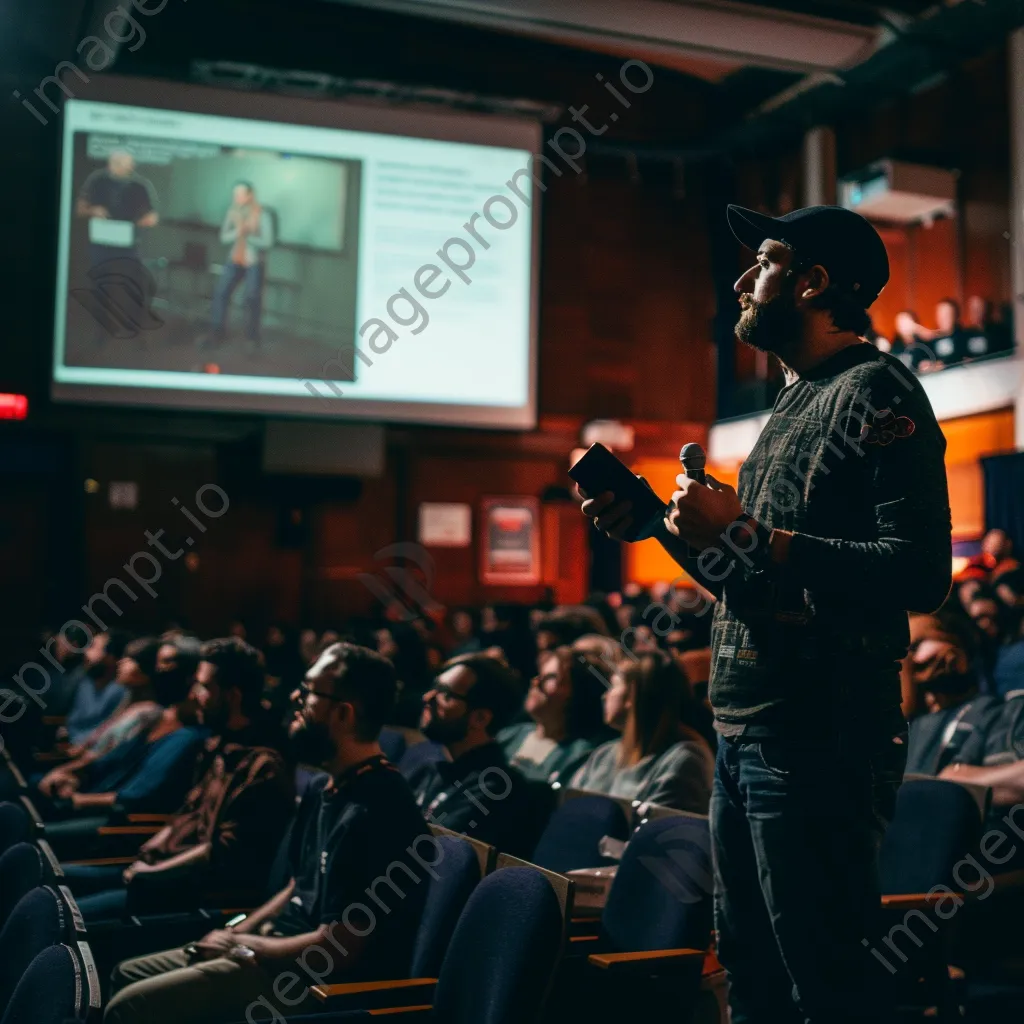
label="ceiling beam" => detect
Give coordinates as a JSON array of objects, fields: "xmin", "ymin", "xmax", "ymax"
[{"xmin": 320, "ymin": 0, "xmax": 880, "ymax": 75}]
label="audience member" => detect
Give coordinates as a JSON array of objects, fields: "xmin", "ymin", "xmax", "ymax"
[
  {"xmin": 103, "ymin": 642, "xmax": 431, "ymax": 1024},
  {"xmin": 406, "ymin": 652, "xmax": 531, "ymax": 854},
  {"xmin": 499, "ymin": 646, "xmax": 608, "ymax": 785},
  {"xmin": 44, "ymin": 623, "xmax": 92, "ymax": 716},
  {"xmin": 534, "ymin": 605, "xmax": 609, "ymax": 652},
  {"xmin": 993, "ymin": 606, "xmax": 1024, "ymax": 699},
  {"xmin": 963, "ymin": 294, "xmax": 995, "ymax": 360},
  {"xmin": 261, "ymin": 623, "xmax": 304, "ymax": 720},
  {"xmin": 904, "ymin": 634, "xmax": 1004, "ymax": 775},
  {"xmin": 377, "ymin": 621, "xmax": 432, "ymax": 729},
  {"xmin": 66, "ymin": 629, "xmax": 133, "ymax": 745},
  {"xmin": 480, "ymin": 602, "xmax": 537, "ymax": 680},
  {"xmin": 64, "ymin": 637, "xmax": 293, "ymax": 921},
  {"xmin": 888, "ymin": 310, "xmax": 932, "ymax": 372},
  {"xmin": 996, "ymin": 567, "xmax": 1024, "ymax": 611},
  {"xmin": 929, "ymin": 297, "xmax": 967, "ymax": 368},
  {"xmin": 571, "ymin": 649, "xmax": 714, "ymax": 813},
  {"xmin": 447, "ymin": 607, "xmax": 482, "ymax": 657},
  {"xmin": 965, "ymin": 294, "xmax": 1014, "ymax": 356},
  {"xmin": 67, "ymin": 636, "xmax": 165, "ymax": 762}
]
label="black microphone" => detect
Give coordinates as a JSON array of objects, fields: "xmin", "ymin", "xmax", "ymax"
[{"xmin": 679, "ymin": 443, "xmax": 707, "ymax": 485}]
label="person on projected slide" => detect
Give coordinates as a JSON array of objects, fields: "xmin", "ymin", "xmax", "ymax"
[
  {"xmin": 76, "ymin": 150, "xmax": 159, "ymax": 265},
  {"xmin": 199, "ymin": 181, "xmax": 275, "ymax": 357}
]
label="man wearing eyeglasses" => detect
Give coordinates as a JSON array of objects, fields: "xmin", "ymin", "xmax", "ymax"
[
  {"xmin": 104, "ymin": 642, "xmax": 432, "ymax": 1024},
  {"xmin": 405, "ymin": 652, "xmax": 532, "ymax": 857}
]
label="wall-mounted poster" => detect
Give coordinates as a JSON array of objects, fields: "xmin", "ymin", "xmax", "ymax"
[
  {"xmin": 480, "ymin": 497, "xmax": 540, "ymax": 585},
  {"xmin": 418, "ymin": 502, "xmax": 472, "ymax": 548}
]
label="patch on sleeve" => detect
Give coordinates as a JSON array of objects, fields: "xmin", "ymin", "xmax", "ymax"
[{"xmin": 859, "ymin": 407, "xmax": 915, "ymax": 446}]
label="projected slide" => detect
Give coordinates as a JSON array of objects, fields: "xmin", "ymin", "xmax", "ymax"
[{"xmin": 52, "ymin": 78, "xmax": 539, "ymax": 428}]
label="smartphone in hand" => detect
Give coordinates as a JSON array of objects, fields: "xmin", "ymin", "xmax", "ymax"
[{"xmin": 569, "ymin": 443, "xmax": 668, "ymax": 542}]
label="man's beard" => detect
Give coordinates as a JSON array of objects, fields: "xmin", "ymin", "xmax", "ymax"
[
  {"xmin": 421, "ymin": 702, "xmax": 470, "ymax": 747},
  {"xmin": 735, "ymin": 289, "xmax": 803, "ymax": 356},
  {"xmin": 288, "ymin": 718, "xmax": 335, "ymax": 766}
]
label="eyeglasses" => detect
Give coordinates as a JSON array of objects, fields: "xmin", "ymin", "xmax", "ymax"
[
  {"xmin": 297, "ymin": 681, "xmax": 342, "ymax": 701},
  {"xmin": 429, "ymin": 681, "xmax": 470, "ymax": 703}
]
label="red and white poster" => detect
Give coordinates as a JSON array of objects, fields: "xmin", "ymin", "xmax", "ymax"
[{"xmin": 480, "ymin": 497, "xmax": 540, "ymax": 585}]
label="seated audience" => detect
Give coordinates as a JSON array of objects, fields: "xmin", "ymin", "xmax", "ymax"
[
  {"xmin": 964, "ymin": 294, "xmax": 1014, "ymax": 356},
  {"xmin": 376, "ymin": 621, "xmax": 432, "ymax": 729},
  {"xmin": 996, "ymin": 566, "xmax": 1024, "ymax": 611},
  {"xmin": 480, "ymin": 602, "xmax": 537, "ymax": 680},
  {"xmin": 406, "ymin": 652, "xmax": 532, "ymax": 854},
  {"xmin": 43, "ymin": 623, "xmax": 92, "ymax": 717},
  {"xmin": 904, "ymin": 635, "xmax": 1004, "ymax": 775},
  {"xmin": 67, "ymin": 636, "xmax": 166, "ymax": 761},
  {"xmin": 928, "ymin": 297, "xmax": 967, "ymax": 368},
  {"xmin": 448, "ymin": 607, "xmax": 482, "ymax": 657},
  {"xmin": 261, "ymin": 623, "xmax": 305, "ymax": 718},
  {"xmin": 104, "ymin": 642, "xmax": 431, "ymax": 1024},
  {"xmin": 993, "ymin": 606, "xmax": 1024, "ymax": 699},
  {"xmin": 571, "ymin": 649, "xmax": 714, "ymax": 813},
  {"xmin": 63, "ymin": 637, "xmax": 294, "ymax": 922},
  {"xmin": 535, "ymin": 604, "xmax": 610, "ymax": 651},
  {"xmin": 38, "ymin": 648, "xmax": 209, "ymax": 837},
  {"xmin": 65, "ymin": 629, "xmax": 133, "ymax": 745},
  {"xmin": 499, "ymin": 646, "xmax": 608, "ymax": 785},
  {"xmin": 889, "ymin": 310, "xmax": 933, "ymax": 372}
]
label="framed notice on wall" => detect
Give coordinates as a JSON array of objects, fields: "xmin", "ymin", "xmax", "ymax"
[{"xmin": 480, "ymin": 497, "xmax": 541, "ymax": 585}]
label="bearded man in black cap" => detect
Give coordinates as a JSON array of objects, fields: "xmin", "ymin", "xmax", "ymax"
[{"xmin": 580, "ymin": 205, "xmax": 952, "ymax": 1023}]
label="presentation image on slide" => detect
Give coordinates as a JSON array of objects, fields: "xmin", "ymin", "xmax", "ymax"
[
  {"xmin": 52, "ymin": 80, "xmax": 539, "ymax": 427},
  {"xmin": 62, "ymin": 131, "xmax": 362, "ymax": 381}
]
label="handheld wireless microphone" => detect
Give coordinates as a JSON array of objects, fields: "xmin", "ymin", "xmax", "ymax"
[{"xmin": 679, "ymin": 443, "xmax": 707, "ymax": 485}]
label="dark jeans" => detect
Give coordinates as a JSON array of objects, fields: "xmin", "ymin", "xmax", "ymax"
[
  {"xmin": 209, "ymin": 262, "xmax": 264, "ymax": 341},
  {"xmin": 711, "ymin": 721, "xmax": 906, "ymax": 1024},
  {"xmin": 60, "ymin": 862, "xmax": 128, "ymax": 922}
]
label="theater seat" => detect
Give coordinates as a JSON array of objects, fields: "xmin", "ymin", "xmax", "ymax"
[
  {"xmin": 0, "ymin": 804, "xmax": 31, "ymax": 858},
  {"xmin": 1, "ymin": 942, "xmax": 101, "ymax": 1024},
  {"xmin": 378, "ymin": 728, "xmax": 407, "ymax": 765},
  {"xmin": 0, "ymin": 887, "xmax": 77, "ymax": 1014},
  {"xmin": 531, "ymin": 792, "xmax": 630, "ymax": 873},
  {"xmin": 554, "ymin": 815, "xmax": 713, "ymax": 1024},
  {"xmin": 0, "ymin": 843, "xmax": 59, "ymax": 930},
  {"xmin": 307, "ymin": 866, "xmax": 566, "ymax": 1024},
  {"xmin": 410, "ymin": 835, "xmax": 481, "ymax": 977},
  {"xmin": 879, "ymin": 778, "xmax": 986, "ymax": 1022},
  {"xmin": 278, "ymin": 833, "xmax": 485, "ymax": 1018}
]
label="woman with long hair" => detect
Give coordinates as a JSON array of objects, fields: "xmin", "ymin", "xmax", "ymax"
[{"xmin": 570, "ymin": 648, "xmax": 714, "ymax": 812}]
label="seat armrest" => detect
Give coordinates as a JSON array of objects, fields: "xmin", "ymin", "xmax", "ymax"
[
  {"xmin": 311, "ymin": 978, "xmax": 437, "ymax": 1012},
  {"xmin": 37, "ymin": 839, "xmax": 64, "ymax": 878},
  {"xmin": 96, "ymin": 826, "xmax": 163, "ymax": 836},
  {"xmin": 20, "ymin": 795, "xmax": 45, "ymax": 834},
  {"xmin": 33, "ymin": 751, "xmax": 72, "ymax": 764},
  {"xmin": 5, "ymin": 762, "xmax": 28, "ymax": 793},
  {"xmin": 588, "ymin": 948, "xmax": 705, "ymax": 974},
  {"xmin": 366, "ymin": 1007, "xmax": 433, "ymax": 1018},
  {"xmin": 881, "ymin": 893, "xmax": 964, "ymax": 911},
  {"xmin": 991, "ymin": 869, "xmax": 1024, "ymax": 892},
  {"xmin": 126, "ymin": 814, "xmax": 173, "ymax": 824},
  {"xmin": 62, "ymin": 856, "xmax": 135, "ymax": 867}
]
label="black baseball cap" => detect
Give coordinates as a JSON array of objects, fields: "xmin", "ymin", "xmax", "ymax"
[{"xmin": 727, "ymin": 204, "xmax": 890, "ymax": 307}]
